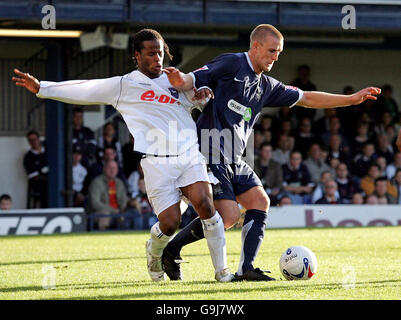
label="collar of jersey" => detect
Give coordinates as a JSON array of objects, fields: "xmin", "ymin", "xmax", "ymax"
[{"xmin": 244, "ymin": 52, "xmax": 261, "ymax": 78}]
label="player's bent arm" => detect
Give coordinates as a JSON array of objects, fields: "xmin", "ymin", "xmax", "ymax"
[
  {"xmin": 163, "ymin": 67, "xmax": 194, "ymax": 91},
  {"xmin": 297, "ymin": 87, "xmax": 381, "ymax": 109}
]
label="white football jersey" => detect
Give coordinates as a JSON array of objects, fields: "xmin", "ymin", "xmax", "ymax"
[{"xmin": 37, "ymin": 71, "xmax": 199, "ymax": 155}]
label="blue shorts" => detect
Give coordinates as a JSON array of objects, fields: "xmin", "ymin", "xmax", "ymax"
[{"xmin": 209, "ymin": 161, "xmax": 263, "ymax": 201}]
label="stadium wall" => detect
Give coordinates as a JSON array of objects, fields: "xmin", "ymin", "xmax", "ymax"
[
  {"xmin": 0, "ymin": 205, "xmax": 399, "ymax": 236},
  {"xmin": 0, "ymin": 137, "xmax": 29, "ymax": 209},
  {"xmin": 268, "ymin": 205, "xmax": 401, "ymax": 228}
]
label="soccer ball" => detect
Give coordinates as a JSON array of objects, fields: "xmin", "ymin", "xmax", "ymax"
[{"xmin": 279, "ymin": 246, "xmax": 317, "ymax": 280}]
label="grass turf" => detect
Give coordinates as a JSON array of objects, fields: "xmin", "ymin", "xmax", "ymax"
[{"xmin": 0, "ymin": 226, "xmax": 400, "ymax": 300}]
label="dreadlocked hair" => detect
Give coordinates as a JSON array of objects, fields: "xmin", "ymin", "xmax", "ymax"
[{"xmin": 132, "ymin": 28, "xmax": 172, "ymax": 68}]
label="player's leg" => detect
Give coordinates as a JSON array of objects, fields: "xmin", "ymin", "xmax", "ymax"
[
  {"xmin": 162, "ymin": 164, "xmax": 240, "ymax": 281},
  {"xmin": 162, "ymin": 198, "xmax": 240, "ymax": 262},
  {"xmin": 146, "ymin": 202, "xmax": 182, "ymax": 281},
  {"xmin": 179, "ymin": 181, "xmax": 234, "ymax": 282},
  {"xmin": 141, "ymin": 156, "xmax": 183, "ymax": 281},
  {"xmin": 234, "ymin": 185, "xmax": 274, "ymax": 281}
]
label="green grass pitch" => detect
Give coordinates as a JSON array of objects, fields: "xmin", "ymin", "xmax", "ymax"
[{"xmin": 1, "ymin": 226, "xmax": 400, "ymax": 300}]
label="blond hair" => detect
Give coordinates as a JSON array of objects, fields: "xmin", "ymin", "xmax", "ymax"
[{"xmin": 250, "ymin": 24, "xmax": 283, "ymax": 47}]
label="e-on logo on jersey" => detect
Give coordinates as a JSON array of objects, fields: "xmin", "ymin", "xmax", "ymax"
[{"xmin": 140, "ymin": 90, "xmax": 179, "ymax": 105}]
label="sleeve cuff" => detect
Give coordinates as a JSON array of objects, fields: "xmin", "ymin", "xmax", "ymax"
[{"xmin": 289, "ymin": 89, "xmax": 304, "ymax": 108}]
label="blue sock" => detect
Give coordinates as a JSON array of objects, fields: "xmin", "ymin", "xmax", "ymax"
[
  {"xmin": 164, "ymin": 217, "xmax": 204, "ymax": 257},
  {"xmin": 237, "ymin": 209, "xmax": 268, "ymax": 275}
]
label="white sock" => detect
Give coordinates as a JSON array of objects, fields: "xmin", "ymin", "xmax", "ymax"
[
  {"xmin": 149, "ymin": 222, "xmax": 171, "ymax": 257},
  {"xmin": 201, "ymin": 212, "xmax": 228, "ymax": 274}
]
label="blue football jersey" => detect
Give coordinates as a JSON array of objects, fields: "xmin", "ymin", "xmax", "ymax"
[{"xmin": 190, "ymin": 52, "xmax": 303, "ymax": 164}]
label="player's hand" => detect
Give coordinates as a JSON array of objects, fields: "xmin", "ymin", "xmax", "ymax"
[
  {"xmin": 350, "ymin": 87, "xmax": 381, "ymax": 105},
  {"xmin": 12, "ymin": 68, "xmax": 40, "ymax": 94},
  {"xmin": 396, "ymin": 128, "xmax": 401, "ymax": 152},
  {"xmin": 192, "ymin": 87, "xmax": 214, "ymax": 102},
  {"xmin": 163, "ymin": 67, "xmax": 185, "ymax": 88}
]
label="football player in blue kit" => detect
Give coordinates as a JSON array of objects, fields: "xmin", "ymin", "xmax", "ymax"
[{"xmin": 163, "ymin": 24, "xmax": 381, "ymax": 281}]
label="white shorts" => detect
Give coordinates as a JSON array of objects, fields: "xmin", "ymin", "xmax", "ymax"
[{"xmin": 140, "ymin": 144, "xmax": 218, "ymax": 216}]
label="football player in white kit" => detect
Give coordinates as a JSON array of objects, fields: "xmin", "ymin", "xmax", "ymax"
[{"xmin": 12, "ymin": 28, "xmax": 234, "ymax": 283}]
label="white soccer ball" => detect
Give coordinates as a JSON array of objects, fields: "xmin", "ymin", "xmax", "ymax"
[{"xmin": 279, "ymin": 246, "xmax": 317, "ymax": 280}]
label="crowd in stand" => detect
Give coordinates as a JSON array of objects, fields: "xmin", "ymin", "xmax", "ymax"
[
  {"xmin": 253, "ymin": 65, "xmax": 401, "ymax": 206},
  {"xmin": 13, "ymin": 65, "xmax": 401, "ymax": 230}
]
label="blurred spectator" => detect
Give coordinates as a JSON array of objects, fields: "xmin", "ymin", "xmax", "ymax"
[
  {"xmin": 335, "ymin": 162, "xmax": 361, "ymax": 202},
  {"xmin": 373, "ymin": 177, "xmax": 397, "ymax": 204},
  {"xmin": 272, "ymin": 134, "xmax": 292, "ymax": 165},
  {"xmin": 393, "ymin": 113, "xmax": 401, "ymax": 134},
  {"xmin": 87, "ymin": 160, "xmax": 128, "ymax": 230},
  {"xmin": 254, "ymin": 130, "xmax": 266, "ymax": 157},
  {"xmin": 291, "ymin": 64, "xmax": 317, "ymax": 121},
  {"xmin": 365, "ymin": 194, "xmax": 379, "ymax": 205},
  {"xmin": 72, "ymin": 146, "xmax": 88, "ymax": 207},
  {"xmin": 386, "ymin": 152, "xmax": 401, "ymax": 179},
  {"xmin": 374, "ymin": 111, "xmax": 394, "ymax": 137},
  {"xmin": 0, "ymin": 194, "xmax": 12, "ymax": 210},
  {"xmin": 377, "ymin": 197, "xmax": 388, "ymax": 205},
  {"xmin": 254, "ymin": 142, "xmax": 283, "ymax": 202},
  {"xmin": 281, "ymin": 151, "xmax": 314, "ymax": 204},
  {"xmin": 360, "ymin": 164, "xmax": 381, "ymax": 196},
  {"xmin": 327, "ymin": 134, "xmax": 351, "ymax": 166},
  {"xmin": 386, "ymin": 126, "xmax": 397, "ymax": 150},
  {"xmin": 23, "ymin": 130, "xmax": 48, "ymax": 208},
  {"xmin": 313, "ymin": 108, "xmax": 336, "ymax": 136},
  {"xmin": 72, "ymin": 107, "xmax": 97, "ymax": 168},
  {"xmin": 121, "ymin": 135, "xmax": 142, "ymax": 178},
  {"xmin": 351, "ymin": 192, "xmax": 364, "ymax": 204},
  {"xmin": 311, "ymin": 171, "xmax": 336, "ymax": 204},
  {"xmin": 375, "ymin": 134, "xmax": 394, "ymax": 164},
  {"xmin": 278, "ymin": 195, "xmax": 292, "ymax": 206},
  {"xmin": 315, "ymin": 179, "xmax": 345, "ymax": 204},
  {"xmin": 256, "ymin": 114, "xmax": 273, "ymax": 132},
  {"xmin": 376, "ymin": 84, "xmax": 399, "ymax": 118},
  {"xmin": 321, "ymin": 116, "xmax": 347, "ymax": 149},
  {"xmin": 97, "ymin": 122, "xmax": 123, "ymax": 168},
  {"xmin": 294, "ymin": 117, "xmax": 318, "ymax": 158},
  {"xmin": 85, "ymin": 146, "xmax": 127, "ymax": 191},
  {"xmin": 337, "ymin": 85, "xmax": 359, "ymax": 133},
  {"xmin": 375, "ymin": 156, "xmax": 388, "ymax": 178},
  {"xmin": 127, "ymin": 165, "xmax": 144, "ymax": 198},
  {"xmin": 274, "ymin": 106, "xmax": 298, "ymax": 133},
  {"xmin": 134, "ymin": 178, "xmax": 158, "ymax": 230},
  {"xmin": 304, "ymin": 143, "xmax": 331, "ymax": 184},
  {"xmin": 391, "ymin": 168, "xmax": 401, "ymax": 204},
  {"xmin": 262, "ymin": 130, "xmax": 272, "ymax": 145},
  {"xmin": 328, "ymin": 157, "xmax": 340, "ymax": 176},
  {"xmin": 278, "ymin": 119, "xmax": 294, "ymax": 137},
  {"xmin": 397, "ymin": 128, "xmax": 401, "ymax": 152},
  {"xmin": 352, "ymin": 142, "xmax": 376, "ymax": 178},
  {"xmin": 350, "ymin": 122, "xmax": 371, "ymax": 156}
]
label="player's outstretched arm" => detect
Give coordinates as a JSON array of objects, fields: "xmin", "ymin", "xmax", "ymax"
[
  {"xmin": 163, "ymin": 67, "xmax": 194, "ymax": 91},
  {"xmin": 396, "ymin": 128, "xmax": 401, "ymax": 152},
  {"xmin": 12, "ymin": 68, "xmax": 121, "ymax": 106},
  {"xmin": 12, "ymin": 69, "xmax": 40, "ymax": 94},
  {"xmin": 297, "ymin": 87, "xmax": 381, "ymax": 109}
]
